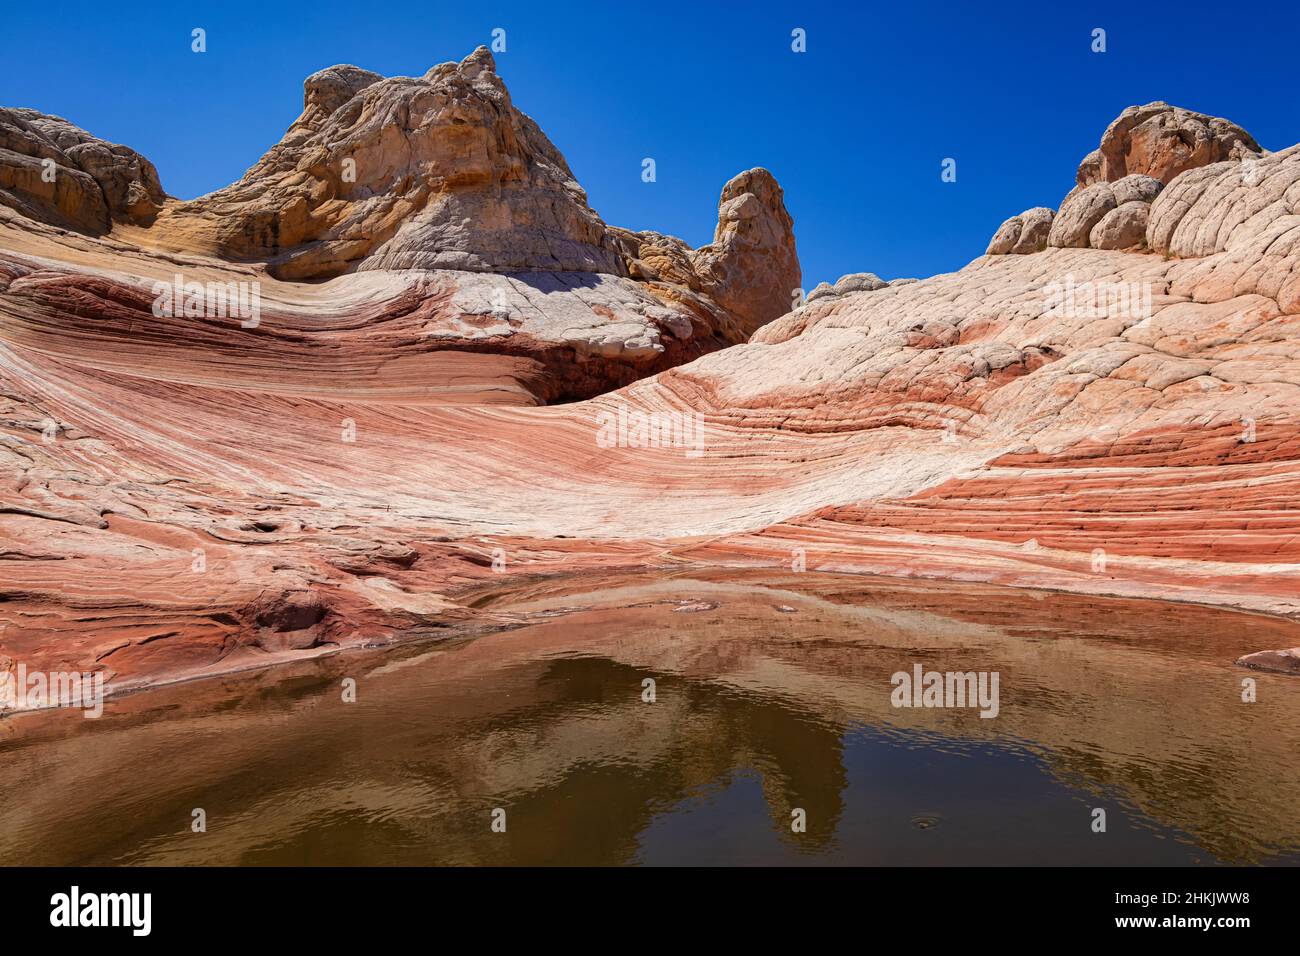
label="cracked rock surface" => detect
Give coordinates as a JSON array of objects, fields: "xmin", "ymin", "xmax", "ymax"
[{"xmin": 4, "ymin": 86, "xmax": 1300, "ymax": 694}]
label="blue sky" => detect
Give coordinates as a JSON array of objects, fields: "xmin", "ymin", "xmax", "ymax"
[{"xmin": 3, "ymin": 0, "xmax": 1297, "ymax": 286}]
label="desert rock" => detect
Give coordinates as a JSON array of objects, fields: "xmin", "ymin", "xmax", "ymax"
[
  {"xmin": 1076, "ymin": 101, "xmax": 1262, "ymax": 188},
  {"xmin": 1089, "ymin": 200, "xmax": 1150, "ymax": 250},
  {"xmin": 1111, "ymin": 173, "xmax": 1163, "ymax": 205},
  {"xmin": 155, "ymin": 47, "xmax": 623, "ymax": 278},
  {"xmin": 3, "ymin": 72, "xmax": 1300, "ymax": 696},
  {"xmin": 987, "ymin": 207, "xmax": 1054, "ymax": 255},
  {"xmin": 0, "ymin": 48, "xmax": 803, "ymax": 404},
  {"xmin": 686, "ymin": 168, "xmax": 800, "ymax": 333},
  {"xmin": 1048, "ymin": 182, "xmax": 1116, "ymax": 247},
  {"xmin": 806, "ymin": 272, "xmax": 889, "ymax": 302},
  {"xmin": 1146, "ymin": 143, "xmax": 1300, "ymax": 265},
  {"xmin": 0, "ymin": 107, "xmax": 165, "ymax": 232}
]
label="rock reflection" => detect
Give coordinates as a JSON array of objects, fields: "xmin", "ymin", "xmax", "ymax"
[{"xmin": 1, "ymin": 571, "xmax": 1298, "ymax": 866}]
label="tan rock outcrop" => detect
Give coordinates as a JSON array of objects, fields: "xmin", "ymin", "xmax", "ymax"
[
  {"xmin": 1111, "ymin": 173, "xmax": 1163, "ymax": 205},
  {"xmin": 1046, "ymin": 173, "xmax": 1161, "ymax": 252},
  {"xmin": 995, "ymin": 104, "xmax": 1256, "ymax": 256},
  {"xmin": 603, "ymin": 170, "xmax": 800, "ymax": 338},
  {"xmin": 5, "ymin": 70, "xmax": 1300, "ymax": 696},
  {"xmin": 806, "ymin": 272, "xmax": 889, "ymax": 303},
  {"xmin": 686, "ymin": 168, "xmax": 800, "ymax": 333},
  {"xmin": 1076, "ymin": 101, "xmax": 1262, "ymax": 188},
  {"xmin": 986, "ymin": 207, "xmax": 1054, "ymax": 255},
  {"xmin": 1089, "ymin": 200, "xmax": 1150, "ymax": 250},
  {"xmin": 1048, "ymin": 182, "xmax": 1117, "ymax": 247},
  {"xmin": 1146, "ymin": 143, "xmax": 1300, "ymax": 264},
  {"xmin": 153, "ymin": 47, "xmax": 622, "ymax": 279},
  {"xmin": 0, "ymin": 107, "xmax": 165, "ymax": 232},
  {"xmin": 0, "ymin": 48, "xmax": 800, "ymax": 351}
]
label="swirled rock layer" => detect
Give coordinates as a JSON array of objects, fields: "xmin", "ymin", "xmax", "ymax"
[{"xmin": 3, "ymin": 88, "xmax": 1300, "ymax": 696}]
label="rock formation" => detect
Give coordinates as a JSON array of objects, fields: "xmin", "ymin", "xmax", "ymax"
[
  {"xmin": 4, "ymin": 81, "xmax": 1300, "ymax": 700},
  {"xmin": 0, "ymin": 48, "xmax": 800, "ymax": 406},
  {"xmin": 989, "ymin": 103, "xmax": 1270, "ymax": 256},
  {"xmin": 685, "ymin": 168, "xmax": 801, "ymax": 330},
  {"xmin": 1044, "ymin": 175, "xmax": 1163, "ymax": 251},
  {"xmin": 806, "ymin": 272, "xmax": 890, "ymax": 303},
  {"xmin": 1075, "ymin": 101, "xmax": 1261, "ymax": 189},
  {"xmin": 0, "ymin": 107, "xmax": 165, "ymax": 232},
  {"xmin": 156, "ymin": 47, "xmax": 625, "ymax": 279},
  {"xmin": 986, "ymin": 207, "xmax": 1054, "ymax": 255}
]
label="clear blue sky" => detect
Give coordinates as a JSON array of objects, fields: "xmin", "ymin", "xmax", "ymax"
[{"xmin": 3, "ymin": 0, "xmax": 1297, "ymax": 286}]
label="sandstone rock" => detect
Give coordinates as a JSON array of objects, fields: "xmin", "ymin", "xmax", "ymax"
[
  {"xmin": 6, "ymin": 63, "xmax": 1300, "ymax": 699},
  {"xmin": 606, "ymin": 170, "xmax": 799, "ymax": 336},
  {"xmin": 1089, "ymin": 200, "xmax": 1150, "ymax": 250},
  {"xmin": 1147, "ymin": 143, "xmax": 1300, "ymax": 263},
  {"xmin": 986, "ymin": 217, "xmax": 1022, "ymax": 255},
  {"xmin": 1236, "ymin": 647, "xmax": 1300, "ymax": 675},
  {"xmin": 1048, "ymin": 183, "xmax": 1115, "ymax": 248},
  {"xmin": 987, "ymin": 207, "xmax": 1054, "ymax": 255},
  {"xmin": 147, "ymin": 46, "xmax": 800, "ymax": 335},
  {"xmin": 1111, "ymin": 173, "xmax": 1163, "ymax": 205},
  {"xmin": 1076, "ymin": 149, "xmax": 1103, "ymax": 188},
  {"xmin": 1076, "ymin": 101, "xmax": 1262, "ymax": 188},
  {"xmin": 687, "ymin": 168, "xmax": 800, "ymax": 333},
  {"xmin": 805, "ymin": 281, "xmax": 836, "ymax": 302},
  {"xmin": 155, "ymin": 47, "xmax": 623, "ymax": 279},
  {"xmin": 0, "ymin": 107, "xmax": 165, "ymax": 232},
  {"xmin": 806, "ymin": 272, "xmax": 888, "ymax": 301},
  {"xmin": 0, "ymin": 47, "xmax": 803, "ymax": 391},
  {"xmin": 833, "ymin": 272, "xmax": 888, "ymax": 294},
  {"xmin": 299, "ymin": 65, "xmax": 383, "ymax": 129},
  {"xmin": 1, "ymin": 52, "xmax": 800, "ymax": 343},
  {"xmin": 606, "ymin": 229, "xmax": 697, "ymax": 287}
]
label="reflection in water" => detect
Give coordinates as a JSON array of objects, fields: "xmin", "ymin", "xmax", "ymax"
[{"xmin": 1, "ymin": 571, "xmax": 1298, "ymax": 866}]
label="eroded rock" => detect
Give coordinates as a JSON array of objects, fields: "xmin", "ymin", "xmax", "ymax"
[
  {"xmin": 156, "ymin": 47, "xmax": 621, "ymax": 278},
  {"xmin": 987, "ymin": 207, "xmax": 1054, "ymax": 255},
  {"xmin": 1090, "ymin": 200, "xmax": 1150, "ymax": 250},
  {"xmin": 0, "ymin": 47, "xmax": 804, "ymax": 404},
  {"xmin": 1076, "ymin": 101, "xmax": 1262, "ymax": 188},
  {"xmin": 1049, "ymin": 183, "xmax": 1116, "ymax": 248},
  {"xmin": 0, "ymin": 107, "xmax": 165, "ymax": 232},
  {"xmin": 5, "ymin": 65, "xmax": 1300, "ymax": 701},
  {"xmin": 687, "ymin": 168, "xmax": 800, "ymax": 334},
  {"xmin": 806, "ymin": 272, "xmax": 889, "ymax": 302}
]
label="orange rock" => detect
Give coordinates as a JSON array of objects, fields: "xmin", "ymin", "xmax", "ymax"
[{"xmin": 3, "ymin": 74, "xmax": 1300, "ymax": 697}]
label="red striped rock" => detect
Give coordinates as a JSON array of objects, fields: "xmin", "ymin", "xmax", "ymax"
[
  {"xmin": 0, "ymin": 48, "xmax": 800, "ymax": 407},
  {"xmin": 2, "ymin": 80, "xmax": 1300, "ymax": 697}
]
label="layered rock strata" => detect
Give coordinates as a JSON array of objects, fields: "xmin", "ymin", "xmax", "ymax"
[
  {"xmin": 0, "ymin": 49, "xmax": 800, "ymax": 407},
  {"xmin": 4, "ymin": 85, "xmax": 1300, "ymax": 697}
]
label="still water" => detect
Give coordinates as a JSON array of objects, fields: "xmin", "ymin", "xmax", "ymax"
[{"xmin": 2, "ymin": 571, "xmax": 1299, "ymax": 865}]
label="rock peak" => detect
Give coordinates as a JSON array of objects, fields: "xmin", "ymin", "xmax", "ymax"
[
  {"xmin": 149, "ymin": 47, "xmax": 616, "ymax": 278},
  {"xmin": 0, "ymin": 106, "xmax": 166, "ymax": 231},
  {"xmin": 694, "ymin": 167, "xmax": 800, "ymax": 330},
  {"xmin": 301, "ymin": 64, "xmax": 382, "ymax": 117},
  {"xmin": 989, "ymin": 101, "xmax": 1265, "ymax": 257},
  {"xmin": 1, "ymin": 46, "xmax": 801, "ymax": 335},
  {"xmin": 1076, "ymin": 101, "xmax": 1262, "ymax": 188},
  {"xmin": 459, "ymin": 45, "xmax": 496, "ymax": 76}
]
